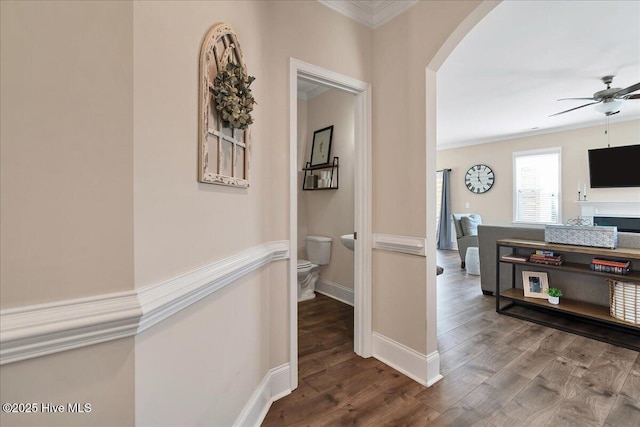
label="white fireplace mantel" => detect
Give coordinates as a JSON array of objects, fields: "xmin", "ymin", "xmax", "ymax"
[{"xmin": 577, "ymin": 200, "xmax": 640, "ymax": 219}]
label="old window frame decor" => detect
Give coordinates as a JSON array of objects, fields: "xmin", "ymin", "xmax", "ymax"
[
  {"xmin": 198, "ymin": 23, "xmax": 255, "ymax": 187},
  {"xmin": 310, "ymin": 125, "xmax": 334, "ymax": 166}
]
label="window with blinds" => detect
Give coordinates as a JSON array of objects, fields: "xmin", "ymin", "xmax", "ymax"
[{"xmin": 513, "ymin": 148, "xmax": 562, "ymax": 224}]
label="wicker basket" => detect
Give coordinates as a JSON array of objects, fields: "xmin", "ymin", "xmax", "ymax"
[{"xmin": 608, "ymin": 279, "xmax": 639, "ymax": 325}]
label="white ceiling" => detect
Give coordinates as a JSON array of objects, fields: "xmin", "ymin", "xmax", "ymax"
[
  {"xmin": 437, "ymin": 0, "xmax": 640, "ymax": 149},
  {"xmin": 297, "ymin": 79, "xmax": 329, "ymax": 101},
  {"xmin": 316, "ymin": 1, "xmax": 640, "ymax": 148}
]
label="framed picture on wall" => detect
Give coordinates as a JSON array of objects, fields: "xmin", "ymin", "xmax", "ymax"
[
  {"xmin": 310, "ymin": 125, "xmax": 333, "ymax": 166},
  {"xmin": 522, "ymin": 271, "xmax": 549, "ymax": 299}
]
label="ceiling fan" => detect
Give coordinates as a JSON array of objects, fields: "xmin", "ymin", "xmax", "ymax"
[{"xmin": 550, "ymin": 76, "xmax": 640, "ymax": 117}]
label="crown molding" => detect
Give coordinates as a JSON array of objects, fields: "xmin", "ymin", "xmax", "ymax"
[
  {"xmin": 317, "ymin": 0, "xmax": 417, "ymax": 29},
  {"xmin": 297, "ymin": 85, "xmax": 330, "ymax": 101}
]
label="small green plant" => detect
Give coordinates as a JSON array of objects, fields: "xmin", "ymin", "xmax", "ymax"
[{"xmin": 547, "ymin": 287, "xmax": 563, "ymax": 298}]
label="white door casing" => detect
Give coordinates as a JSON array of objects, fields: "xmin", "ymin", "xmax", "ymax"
[{"xmin": 288, "ymin": 58, "xmax": 372, "ymax": 390}]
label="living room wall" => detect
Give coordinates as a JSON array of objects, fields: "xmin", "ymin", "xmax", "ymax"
[{"xmin": 437, "ymin": 119, "xmax": 640, "ymax": 226}]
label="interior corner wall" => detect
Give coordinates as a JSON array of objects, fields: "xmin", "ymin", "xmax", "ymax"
[
  {"xmin": 132, "ymin": 2, "xmax": 276, "ymax": 426},
  {"xmin": 0, "ymin": 1, "xmax": 135, "ymax": 426},
  {"xmin": 300, "ymin": 89, "xmax": 355, "ymax": 290},
  {"xmin": 0, "ymin": 0, "xmax": 134, "ymax": 308},
  {"xmin": 436, "ymin": 119, "xmax": 640, "ymax": 226},
  {"xmin": 133, "ymin": 0, "xmax": 373, "ymax": 425},
  {"xmin": 371, "ymin": 0, "xmax": 482, "ymax": 355},
  {"xmin": 264, "ymin": 0, "xmax": 373, "ymax": 367}
]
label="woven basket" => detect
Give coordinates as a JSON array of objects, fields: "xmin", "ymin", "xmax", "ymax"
[{"xmin": 608, "ymin": 279, "xmax": 640, "ymax": 325}]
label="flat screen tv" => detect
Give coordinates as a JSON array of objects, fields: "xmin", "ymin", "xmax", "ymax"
[{"xmin": 588, "ymin": 144, "xmax": 640, "ymax": 188}]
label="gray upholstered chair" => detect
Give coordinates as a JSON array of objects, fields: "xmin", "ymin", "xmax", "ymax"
[{"xmin": 452, "ymin": 213, "xmax": 482, "ymax": 268}]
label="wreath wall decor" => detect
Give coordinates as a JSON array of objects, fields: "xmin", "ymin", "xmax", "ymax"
[
  {"xmin": 213, "ymin": 62, "xmax": 256, "ymax": 130},
  {"xmin": 198, "ymin": 23, "xmax": 255, "ymax": 188}
]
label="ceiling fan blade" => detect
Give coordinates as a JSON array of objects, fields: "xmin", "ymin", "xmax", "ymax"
[
  {"xmin": 549, "ymin": 101, "xmax": 600, "ymax": 117},
  {"xmin": 614, "ymin": 82, "xmax": 640, "ymax": 97},
  {"xmin": 557, "ymin": 97, "xmax": 595, "ymax": 101},
  {"xmin": 624, "ymin": 94, "xmax": 640, "ymax": 100}
]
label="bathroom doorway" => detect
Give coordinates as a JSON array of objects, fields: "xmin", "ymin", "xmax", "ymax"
[
  {"xmin": 296, "ymin": 82, "xmax": 355, "ymax": 300},
  {"xmin": 288, "ymin": 59, "xmax": 372, "ymax": 390}
]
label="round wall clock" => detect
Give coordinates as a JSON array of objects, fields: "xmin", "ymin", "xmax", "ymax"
[{"xmin": 465, "ymin": 164, "xmax": 495, "ymax": 194}]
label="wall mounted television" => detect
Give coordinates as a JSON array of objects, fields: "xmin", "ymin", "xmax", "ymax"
[{"xmin": 588, "ymin": 144, "xmax": 640, "ymax": 188}]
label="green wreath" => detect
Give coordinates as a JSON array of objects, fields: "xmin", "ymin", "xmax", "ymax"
[{"xmin": 213, "ymin": 62, "xmax": 256, "ymax": 130}]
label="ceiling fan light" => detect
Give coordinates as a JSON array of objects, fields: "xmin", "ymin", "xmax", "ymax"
[{"xmin": 594, "ymin": 99, "xmax": 624, "ymax": 115}]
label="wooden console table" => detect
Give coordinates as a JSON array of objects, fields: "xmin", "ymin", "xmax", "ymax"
[{"xmin": 496, "ymin": 238, "xmax": 640, "ymax": 351}]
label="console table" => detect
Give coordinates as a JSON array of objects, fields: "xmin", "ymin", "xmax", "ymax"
[{"xmin": 496, "ymin": 238, "xmax": 640, "ymax": 351}]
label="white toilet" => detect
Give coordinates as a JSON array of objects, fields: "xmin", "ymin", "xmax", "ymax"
[{"xmin": 297, "ymin": 235, "xmax": 332, "ymax": 302}]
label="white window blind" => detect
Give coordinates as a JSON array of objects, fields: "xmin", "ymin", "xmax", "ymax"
[{"xmin": 513, "ymin": 148, "xmax": 561, "ymax": 224}]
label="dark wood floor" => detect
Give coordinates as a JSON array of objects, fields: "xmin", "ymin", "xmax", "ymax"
[{"xmin": 262, "ymin": 250, "xmax": 640, "ymax": 426}]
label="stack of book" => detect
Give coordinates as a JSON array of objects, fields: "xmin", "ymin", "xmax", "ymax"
[
  {"xmin": 529, "ymin": 250, "xmax": 563, "ymax": 266},
  {"xmin": 590, "ymin": 258, "xmax": 631, "ymax": 275},
  {"xmin": 500, "ymin": 254, "xmax": 528, "ymax": 263}
]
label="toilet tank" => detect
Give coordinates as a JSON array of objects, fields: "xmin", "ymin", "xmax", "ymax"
[{"xmin": 306, "ymin": 235, "xmax": 332, "ymax": 265}]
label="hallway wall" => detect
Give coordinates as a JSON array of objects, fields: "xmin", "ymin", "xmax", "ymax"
[
  {"xmin": 1, "ymin": 1, "xmax": 135, "ymax": 425},
  {"xmin": 132, "ymin": 1, "xmax": 371, "ymax": 425}
]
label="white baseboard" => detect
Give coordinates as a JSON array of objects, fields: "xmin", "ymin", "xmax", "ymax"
[
  {"xmin": 372, "ymin": 332, "xmax": 442, "ymax": 387},
  {"xmin": 315, "ymin": 279, "xmax": 354, "ymax": 306},
  {"xmin": 234, "ymin": 363, "xmax": 291, "ymax": 427},
  {"xmin": 426, "ymin": 351, "xmax": 443, "ymax": 386}
]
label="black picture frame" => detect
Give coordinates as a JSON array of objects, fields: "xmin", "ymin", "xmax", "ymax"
[{"xmin": 310, "ymin": 125, "xmax": 334, "ymax": 166}]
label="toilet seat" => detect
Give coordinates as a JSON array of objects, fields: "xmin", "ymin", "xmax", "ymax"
[{"xmin": 297, "ymin": 259, "xmax": 315, "ymax": 270}]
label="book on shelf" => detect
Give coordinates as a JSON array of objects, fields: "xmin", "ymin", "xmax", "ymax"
[
  {"xmin": 535, "ymin": 250, "xmax": 555, "ymax": 257},
  {"xmin": 591, "ymin": 257, "xmax": 631, "ymax": 268},
  {"xmin": 500, "ymin": 254, "xmax": 528, "ymax": 263},
  {"xmin": 590, "ymin": 263, "xmax": 630, "ymax": 275},
  {"xmin": 529, "ymin": 252, "xmax": 563, "ymax": 266}
]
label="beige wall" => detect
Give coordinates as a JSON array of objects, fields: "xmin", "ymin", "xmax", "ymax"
[
  {"xmin": 298, "ymin": 89, "xmax": 355, "ymax": 289},
  {"xmin": 0, "ymin": 0, "xmax": 134, "ymax": 308},
  {"xmin": 133, "ymin": 0, "xmax": 270, "ymax": 287},
  {"xmin": 297, "ymin": 99, "xmax": 309, "ymax": 254},
  {"xmin": 135, "ymin": 272, "xmax": 270, "ymax": 427},
  {"xmin": 0, "ymin": 1, "xmax": 135, "ymax": 426},
  {"xmin": 372, "ymin": 0, "xmax": 482, "ymax": 354},
  {"xmin": 133, "ymin": 0, "xmax": 372, "ymax": 424},
  {"xmin": 437, "ymin": 120, "xmax": 640, "ymax": 226},
  {"xmin": 132, "ymin": 2, "xmax": 273, "ymax": 424},
  {"xmin": 0, "ymin": 339, "xmax": 135, "ymax": 427}
]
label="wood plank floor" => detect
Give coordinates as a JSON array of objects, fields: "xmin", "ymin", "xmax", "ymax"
[{"xmin": 262, "ymin": 250, "xmax": 640, "ymax": 426}]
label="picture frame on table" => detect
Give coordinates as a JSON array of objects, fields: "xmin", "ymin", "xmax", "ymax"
[{"xmin": 522, "ymin": 271, "xmax": 549, "ymax": 299}]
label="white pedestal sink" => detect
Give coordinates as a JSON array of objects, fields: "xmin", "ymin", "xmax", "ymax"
[{"xmin": 340, "ymin": 234, "xmax": 355, "ymax": 251}]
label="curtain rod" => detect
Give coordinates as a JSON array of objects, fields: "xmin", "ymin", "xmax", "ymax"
[{"xmin": 437, "ymin": 168, "xmax": 452, "ymax": 172}]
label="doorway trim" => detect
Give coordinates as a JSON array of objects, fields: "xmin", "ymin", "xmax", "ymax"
[
  {"xmin": 289, "ymin": 58, "xmax": 372, "ymax": 390},
  {"xmin": 424, "ymin": 0, "xmax": 500, "ymax": 384}
]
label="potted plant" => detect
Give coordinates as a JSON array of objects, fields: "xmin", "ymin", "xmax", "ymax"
[{"xmin": 547, "ymin": 287, "xmax": 563, "ymax": 305}]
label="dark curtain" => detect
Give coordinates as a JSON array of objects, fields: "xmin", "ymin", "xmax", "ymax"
[{"xmin": 437, "ymin": 169, "xmax": 454, "ymax": 249}]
